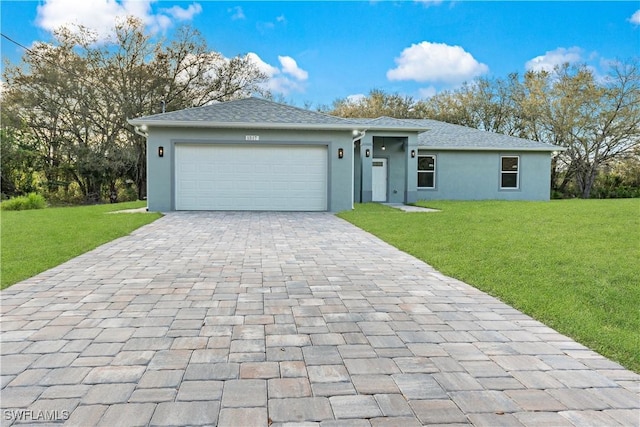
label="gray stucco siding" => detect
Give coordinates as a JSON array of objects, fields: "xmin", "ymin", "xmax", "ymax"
[
  {"xmin": 146, "ymin": 127, "xmax": 354, "ymax": 212},
  {"xmin": 132, "ymin": 98, "xmax": 560, "ymax": 210},
  {"xmin": 416, "ymin": 150, "xmax": 552, "ymax": 201}
]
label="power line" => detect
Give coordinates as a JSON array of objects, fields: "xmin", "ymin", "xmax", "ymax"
[
  {"xmin": 1, "ymin": 32, "xmax": 35, "ymax": 55},
  {"xmin": 1, "ymin": 32, "xmax": 100, "ymax": 90},
  {"xmin": 2, "ymin": 31, "xmax": 168, "ymax": 116}
]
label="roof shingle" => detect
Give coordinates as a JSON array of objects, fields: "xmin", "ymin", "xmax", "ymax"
[
  {"xmin": 129, "ymin": 97, "xmax": 561, "ymax": 151},
  {"xmin": 130, "ymin": 97, "xmax": 356, "ymax": 128},
  {"xmin": 410, "ymin": 119, "xmax": 561, "ymax": 151}
]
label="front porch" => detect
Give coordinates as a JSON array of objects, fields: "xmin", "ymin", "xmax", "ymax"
[{"xmin": 353, "ymin": 133, "xmax": 419, "ymax": 204}]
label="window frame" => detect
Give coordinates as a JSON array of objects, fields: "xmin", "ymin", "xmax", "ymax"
[
  {"xmin": 500, "ymin": 155, "xmax": 520, "ymax": 190},
  {"xmin": 417, "ymin": 154, "xmax": 436, "ymax": 189}
]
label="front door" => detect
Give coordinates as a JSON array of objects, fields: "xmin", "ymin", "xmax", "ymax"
[{"xmin": 372, "ymin": 158, "xmax": 388, "ymax": 202}]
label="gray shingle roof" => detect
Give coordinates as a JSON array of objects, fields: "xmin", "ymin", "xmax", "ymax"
[
  {"xmin": 410, "ymin": 119, "xmax": 562, "ymax": 152},
  {"xmin": 129, "ymin": 98, "xmax": 429, "ymax": 131},
  {"xmin": 129, "ymin": 97, "xmax": 358, "ymax": 130},
  {"xmin": 128, "ymin": 97, "xmax": 561, "ymax": 151},
  {"xmin": 360, "ymin": 116, "xmax": 428, "ymax": 129}
]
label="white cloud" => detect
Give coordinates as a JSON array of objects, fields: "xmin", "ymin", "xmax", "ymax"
[
  {"xmin": 163, "ymin": 3, "xmax": 202, "ymax": 21},
  {"xmin": 525, "ymin": 47, "xmax": 583, "ymax": 72},
  {"xmin": 418, "ymin": 86, "xmax": 437, "ymax": 99},
  {"xmin": 35, "ymin": 0, "xmax": 202, "ymax": 42},
  {"xmin": 630, "ymin": 10, "xmax": 640, "ymax": 25},
  {"xmin": 346, "ymin": 94, "xmax": 366, "ymax": 104},
  {"xmin": 247, "ymin": 53, "xmax": 309, "ymax": 95},
  {"xmin": 246, "ymin": 52, "xmax": 280, "ymax": 78},
  {"xmin": 228, "ymin": 6, "xmax": 245, "ymax": 20},
  {"xmin": 279, "ymin": 56, "xmax": 308, "ymax": 81},
  {"xmin": 257, "ymin": 14, "xmax": 286, "ymax": 34},
  {"xmin": 387, "ymin": 41, "xmax": 488, "ymax": 84}
]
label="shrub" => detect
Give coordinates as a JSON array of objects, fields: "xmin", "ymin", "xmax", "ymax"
[
  {"xmin": 1, "ymin": 193, "xmax": 47, "ymax": 211},
  {"xmin": 591, "ymin": 173, "xmax": 640, "ymax": 199}
]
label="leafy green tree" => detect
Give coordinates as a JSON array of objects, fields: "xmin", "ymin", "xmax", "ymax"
[
  {"xmin": 2, "ymin": 17, "xmax": 268, "ymax": 203},
  {"xmin": 417, "ymin": 61, "xmax": 640, "ymax": 198},
  {"xmin": 531, "ymin": 63, "xmax": 640, "ymax": 198},
  {"xmin": 0, "ymin": 126, "xmax": 41, "ymax": 197}
]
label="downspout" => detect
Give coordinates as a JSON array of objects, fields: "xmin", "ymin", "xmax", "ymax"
[
  {"xmin": 134, "ymin": 125, "xmax": 149, "ymax": 138},
  {"xmin": 352, "ymin": 130, "xmax": 367, "ymax": 209}
]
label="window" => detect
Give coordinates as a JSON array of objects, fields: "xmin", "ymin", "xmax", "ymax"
[
  {"xmin": 418, "ymin": 155, "xmax": 436, "ymax": 188},
  {"xmin": 501, "ymin": 156, "xmax": 519, "ymax": 189}
]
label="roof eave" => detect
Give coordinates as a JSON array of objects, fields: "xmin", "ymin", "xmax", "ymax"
[
  {"xmin": 127, "ymin": 118, "xmax": 429, "ymax": 132},
  {"xmin": 127, "ymin": 119, "xmax": 366, "ymax": 131},
  {"xmin": 369, "ymin": 127, "xmax": 430, "ymax": 132},
  {"xmin": 417, "ymin": 146, "xmax": 566, "ymax": 152}
]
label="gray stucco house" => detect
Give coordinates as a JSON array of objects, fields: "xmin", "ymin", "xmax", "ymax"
[{"xmin": 128, "ymin": 97, "xmax": 561, "ymax": 212}]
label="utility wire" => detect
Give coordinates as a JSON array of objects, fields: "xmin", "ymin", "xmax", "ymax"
[
  {"xmin": 1, "ymin": 32, "xmax": 34, "ymax": 55},
  {"xmin": 1, "ymin": 32, "xmax": 102, "ymax": 90}
]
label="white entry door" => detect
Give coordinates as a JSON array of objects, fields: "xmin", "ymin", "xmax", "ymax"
[{"xmin": 372, "ymin": 158, "xmax": 388, "ymax": 202}]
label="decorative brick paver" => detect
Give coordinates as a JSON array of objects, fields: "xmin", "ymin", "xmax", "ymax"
[
  {"xmin": 150, "ymin": 401, "xmax": 219, "ymax": 426},
  {"xmin": 268, "ymin": 397, "xmax": 333, "ymax": 423},
  {"xmin": 409, "ymin": 399, "xmax": 467, "ymax": 424},
  {"xmin": 268, "ymin": 378, "xmax": 312, "ymax": 398},
  {"xmin": 98, "ymin": 403, "xmax": 156, "ymax": 427},
  {"xmin": 176, "ymin": 380, "xmax": 223, "ymax": 401},
  {"xmin": 1, "ymin": 212, "xmax": 638, "ymax": 426},
  {"xmin": 351, "ymin": 375, "xmax": 400, "ymax": 394},
  {"xmin": 330, "ymin": 395, "xmax": 383, "ymax": 419}
]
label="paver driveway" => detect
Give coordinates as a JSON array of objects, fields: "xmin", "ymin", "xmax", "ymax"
[{"xmin": 1, "ymin": 212, "xmax": 638, "ymax": 426}]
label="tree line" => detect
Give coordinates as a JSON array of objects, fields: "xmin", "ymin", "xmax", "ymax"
[
  {"xmin": 325, "ymin": 62, "xmax": 640, "ymax": 199},
  {"xmin": 2, "ymin": 17, "xmax": 638, "ymax": 202},
  {"xmin": 1, "ymin": 18, "xmax": 267, "ymax": 204}
]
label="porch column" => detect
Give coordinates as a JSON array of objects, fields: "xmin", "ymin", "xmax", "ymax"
[
  {"xmin": 405, "ymin": 134, "xmax": 418, "ymax": 203},
  {"xmin": 360, "ymin": 134, "xmax": 373, "ymax": 202}
]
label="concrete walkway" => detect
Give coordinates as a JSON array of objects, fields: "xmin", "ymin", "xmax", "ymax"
[
  {"xmin": 1, "ymin": 212, "xmax": 638, "ymax": 426},
  {"xmin": 382, "ymin": 203, "xmax": 440, "ymax": 213}
]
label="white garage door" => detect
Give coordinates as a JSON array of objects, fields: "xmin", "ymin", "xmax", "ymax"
[{"xmin": 175, "ymin": 144, "xmax": 328, "ymax": 211}]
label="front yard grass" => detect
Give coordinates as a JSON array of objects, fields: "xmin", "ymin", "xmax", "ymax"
[
  {"xmin": 1, "ymin": 201, "xmax": 162, "ymax": 289},
  {"xmin": 338, "ymin": 199, "xmax": 640, "ymax": 372}
]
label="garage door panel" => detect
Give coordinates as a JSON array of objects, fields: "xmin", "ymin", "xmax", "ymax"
[{"xmin": 175, "ymin": 144, "xmax": 327, "ymax": 211}]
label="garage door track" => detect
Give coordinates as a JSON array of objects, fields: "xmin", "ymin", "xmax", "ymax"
[{"xmin": 1, "ymin": 212, "xmax": 638, "ymax": 426}]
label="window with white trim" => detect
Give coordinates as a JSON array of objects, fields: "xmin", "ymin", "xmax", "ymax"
[
  {"xmin": 500, "ymin": 156, "xmax": 519, "ymax": 189},
  {"xmin": 417, "ymin": 155, "xmax": 436, "ymax": 189}
]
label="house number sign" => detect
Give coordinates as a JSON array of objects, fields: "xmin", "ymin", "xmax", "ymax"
[{"xmin": 245, "ymin": 135, "xmax": 260, "ymax": 141}]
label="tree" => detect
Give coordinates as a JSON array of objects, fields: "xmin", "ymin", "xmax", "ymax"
[
  {"xmin": 2, "ymin": 17, "xmax": 268, "ymax": 203},
  {"xmin": 327, "ymin": 89, "xmax": 419, "ymax": 118},
  {"xmin": 0, "ymin": 126, "xmax": 41, "ymax": 197},
  {"xmin": 2, "ymin": 38, "xmax": 79, "ymax": 197},
  {"xmin": 416, "ymin": 61, "xmax": 640, "ymax": 198},
  {"xmin": 533, "ymin": 63, "xmax": 640, "ymax": 198},
  {"xmin": 416, "ymin": 76, "xmax": 526, "ymax": 137}
]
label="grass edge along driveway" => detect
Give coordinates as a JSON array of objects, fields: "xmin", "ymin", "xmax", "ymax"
[
  {"xmin": 1, "ymin": 201, "xmax": 162, "ymax": 289},
  {"xmin": 338, "ymin": 199, "xmax": 640, "ymax": 373}
]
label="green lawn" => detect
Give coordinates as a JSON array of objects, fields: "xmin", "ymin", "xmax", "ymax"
[
  {"xmin": 1, "ymin": 201, "xmax": 162, "ymax": 289},
  {"xmin": 338, "ymin": 199, "xmax": 640, "ymax": 372}
]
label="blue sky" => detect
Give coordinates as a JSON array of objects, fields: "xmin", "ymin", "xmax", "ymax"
[{"xmin": 1, "ymin": 1, "xmax": 639, "ymax": 107}]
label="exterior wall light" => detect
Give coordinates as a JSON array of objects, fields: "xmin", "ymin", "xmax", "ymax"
[
  {"xmin": 338, "ymin": 148, "xmax": 344, "ymax": 159},
  {"xmin": 365, "ymin": 148, "xmax": 371, "ymax": 157},
  {"xmin": 411, "ymin": 149, "xmax": 416, "ymax": 158},
  {"xmin": 158, "ymin": 146, "xmax": 164, "ymax": 157}
]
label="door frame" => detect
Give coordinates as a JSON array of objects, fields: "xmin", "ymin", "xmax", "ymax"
[{"xmin": 372, "ymin": 157, "xmax": 388, "ymax": 202}]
